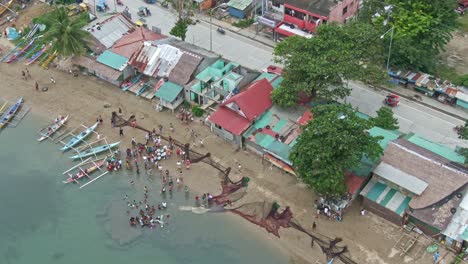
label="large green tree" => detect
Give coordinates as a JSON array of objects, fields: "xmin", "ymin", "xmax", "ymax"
[
  {"xmin": 371, "ymin": 106, "xmax": 399, "ymax": 130},
  {"xmin": 272, "ymin": 22, "xmax": 386, "ymax": 107},
  {"xmin": 35, "ymin": 7, "xmax": 91, "ymax": 57},
  {"xmin": 359, "ymin": 0, "xmax": 459, "ymax": 72},
  {"xmin": 456, "ymin": 121, "xmax": 468, "ymax": 164},
  {"xmin": 170, "ymin": 19, "xmax": 189, "ymax": 41},
  {"xmin": 290, "ymin": 104, "xmax": 383, "ymax": 196}
]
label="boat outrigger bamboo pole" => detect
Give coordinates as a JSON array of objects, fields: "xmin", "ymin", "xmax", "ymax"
[{"xmin": 0, "ymin": 2, "xmax": 16, "ymax": 16}]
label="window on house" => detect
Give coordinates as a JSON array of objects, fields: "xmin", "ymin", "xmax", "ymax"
[
  {"xmin": 272, "ymin": 0, "xmax": 282, "ymax": 8},
  {"xmin": 342, "ymin": 6, "xmax": 348, "ymax": 15},
  {"xmin": 215, "ymin": 124, "xmax": 222, "ymax": 129}
]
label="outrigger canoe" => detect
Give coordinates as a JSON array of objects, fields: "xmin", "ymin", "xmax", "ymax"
[
  {"xmin": 0, "ymin": 97, "xmax": 23, "ymax": 129},
  {"xmin": 37, "ymin": 115, "xmax": 69, "ymax": 142},
  {"xmin": 63, "ymin": 159, "xmax": 106, "ymax": 184},
  {"xmin": 69, "ymin": 142, "xmax": 120, "ymax": 159},
  {"xmin": 61, "ymin": 122, "xmax": 99, "ymax": 151}
]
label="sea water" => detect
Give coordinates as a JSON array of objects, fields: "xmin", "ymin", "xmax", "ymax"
[{"xmin": 0, "ymin": 115, "xmax": 288, "ymax": 264}]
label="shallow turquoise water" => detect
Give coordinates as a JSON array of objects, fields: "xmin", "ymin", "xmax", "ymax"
[{"xmin": 0, "ymin": 115, "xmax": 288, "ymax": 264}]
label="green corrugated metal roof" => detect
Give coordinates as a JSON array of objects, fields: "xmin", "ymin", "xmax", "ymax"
[
  {"xmin": 96, "ymin": 50, "xmax": 128, "ymax": 71},
  {"xmin": 461, "ymin": 227, "xmax": 468, "ymax": 241},
  {"xmin": 266, "ymin": 140, "xmax": 291, "ymax": 162},
  {"xmin": 271, "ymin": 76, "xmax": 284, "ymax": 89},
  {"xmin": 228, "ymin": 0, "xmax": 252, "ymax": 10},
  {"xmin": 356, "ymin": 111, "xmax": 370, "ymax": 120},
  {"xmin": 154, "ymin": 81, "xmax": 183, "ymax": 102},
  {"xmin": 255, "ymin": 73, "xmax": 277, "ymax": 82},
  {"xmin": 404, "ymin": 133, "xmax": 465, "ymax": 163},
  {"xmin": 369, "ymin": 127, "xmax": 402, "ymax": 150}
]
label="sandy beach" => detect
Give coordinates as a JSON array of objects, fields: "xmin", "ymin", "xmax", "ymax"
[{"xmin": 0, "ymin": 33, "xmax": 442, "ymax": 264}]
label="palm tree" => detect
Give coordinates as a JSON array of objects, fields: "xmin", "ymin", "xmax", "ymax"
[{"xmin": 35, "ymin": 7, "xmax": 91, "ymax": 57}]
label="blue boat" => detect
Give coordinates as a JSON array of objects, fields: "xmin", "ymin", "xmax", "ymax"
[
  {"xmin": 61, "ymin": 122, "xmax": 99, "ymax": 151},
  {"xmin": 69, "ymin": 142, "xmax": 120, "ymax": 159},
  {"xmin": 0, "ymin": 97, "xmax": 23, "ymax": 129}
]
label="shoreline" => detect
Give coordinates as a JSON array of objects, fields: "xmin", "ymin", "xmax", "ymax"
[
  {"xmin": 0, "ymin": 51, "xmax": 438, "ymax": 263},
  {"xmin": 0, "ymin": 59, "xmax": 311, "ymax": 262}
]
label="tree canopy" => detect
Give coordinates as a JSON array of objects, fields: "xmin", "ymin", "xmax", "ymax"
[
  {"xmin": 290, "ymin": 104, "xmax": 383, "ymax": 196},
  {"xmin": 359, "ymin": 0, "xmax": 459, "ymax": 72},
  {"xmin": 170, "ymin": 19, "xmax": 189, "ymax": 41},
  {"xmin": 34, "ymin": 7, "xmax": 91, "ymax": 57},
  {"xmin": 456, "ymin": 121, "xmax": 468, "ymax": 164},
  {"xmin": 371, "ymin": 106, "xmax": 399, "ymax": 130},
  {"xmin": 272, "ymin": 22, "xmax": 386, "ymax": 107}
]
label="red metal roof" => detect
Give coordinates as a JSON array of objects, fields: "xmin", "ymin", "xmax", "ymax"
[
  {"xmin": 111, "ymin": 27, "xmax": 166, "ymax": 58},
  {"xmin": 222, "ymin": 78, "xmax": 273, "ymax": 121},
  {"xmin": 344, "ymin": 172, "xmax": 365, "ymax": 195},
  {"xmin": 298, "ymin": 110, "xmax": 313, "ymax": 126},
  {"xmin": 208, "ymin": 107, "xmax": 251, "ymax": 135}
]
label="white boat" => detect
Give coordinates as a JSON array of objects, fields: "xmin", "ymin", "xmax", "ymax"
[
  {"xmin": 69, "ymin": 142, "xmax": 120, "ymax": 159},
  {"xmin": 37, "ymin": 115, "xmax": 69, "ymax": 142},
  {"xmin": 61, "ymin": 122, "xmax": 99, "ymax": 151}
]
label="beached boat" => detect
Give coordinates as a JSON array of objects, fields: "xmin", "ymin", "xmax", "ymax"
[
  {"xmin": 63, "ymin": 159, "xmax": 105, "ymax": 184},
  {"xmin": 25, "ymin": 45, "xmax": 49, "ymax": 66},
  {"xmin": 0, "ymin": 97, "xmax": 23, "ymax": 129},
  {"xmin": 37, "ymin": 115, "xmax": 69, "ymax": 142},
  {"xmin": 5, "ymin": 38, "xmax": 36, "ymax": 63},
  {"xmin": 69, "ymin": 142, "xmax": 120, "ymax": 159},
  {"xmin": 61, "ymin": 122, "xmax": 99, "ymax": 151}
]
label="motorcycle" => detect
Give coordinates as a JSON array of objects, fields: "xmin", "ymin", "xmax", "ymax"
[{"xmin": 217, "ymin": 27, "xmax": 226, "ymax": 35}]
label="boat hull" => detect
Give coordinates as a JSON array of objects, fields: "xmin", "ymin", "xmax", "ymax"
[
  {"xmin": 63, "ymin": 160, "xmax": 105, "ymax": 184},
  {"xmin": 38, "ymin": 115, "xmax": 69, "ymax": 141},
  {"xmin": 69, "ymin": 142, "xmax": 120, "ymax": 159},
  {"xmin": 61, "ymin": 122, "xmax": 99, "ymax": 151},
  {"xmin": 0, "ymin": 97, "xmax": 23, "ymax": 129}
]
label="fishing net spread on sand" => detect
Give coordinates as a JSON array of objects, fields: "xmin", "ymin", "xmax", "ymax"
[
  {"xmin": 227, "ymin": 201, "xmax": 292, "ymax": 237},
  {"xmin": 113, "ymin": 114, "xmax": 356, "ymax": 264}
]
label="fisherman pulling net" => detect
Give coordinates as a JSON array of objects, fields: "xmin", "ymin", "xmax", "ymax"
[{"xmin": 113, "ymin": 113, "xmax": 357, "ymax": 264}]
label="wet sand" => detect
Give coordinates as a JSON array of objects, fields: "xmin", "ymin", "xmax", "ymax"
[{"xmin": 0, "ymin": 36, "xmax": 439, "ymax": 263}]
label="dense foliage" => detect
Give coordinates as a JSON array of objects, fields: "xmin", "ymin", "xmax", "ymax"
[
  {"xmin": 272, "ymin": 22, "xmax": 386, "ymax": 107},
  {"xmin": 359, "ymin": 0, "xmax": 459, "ymax": 72},
  {"xmin": 371, "ymin": 107, "xmax": 399, "ymax": 130},
  {"xmin": 456, "ymin": 121, "xmax": 468, "ymax": 164},
  {"xmin": 290, "ymin": 104, "xmax": 383, "ymax": 196},
  {"xmin": 170, "ymin": 19, "xmax": 189, "ymax": 41},
  {"xmin": 34, "ymin": 7, "xmax": 91, "ymax": 57}
]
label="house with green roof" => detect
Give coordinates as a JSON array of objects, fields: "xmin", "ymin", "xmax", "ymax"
[
  {"xmin": 185, "ymin": 59, "xmax": 256, "ymax": 108},
  {"xmin": 73, "ymin": 50, "xmax": 134, "ymax": 86},
  {"xmin": 154, "ymin": 81, "xmax": 185, "ymax": 112},
  {"xmin": 227, "ymin": 0, "xmax": 253, "ymax": 18}
]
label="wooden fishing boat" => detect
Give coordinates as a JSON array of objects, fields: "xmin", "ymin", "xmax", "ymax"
[
  {"xmin": 0, "ymin": 0, "xmax": 15, "ymax": 17},
  {"xmin": 25, "ymin": 45, "xmax": 50, "ymax": 66},
  {"xmin": 5, "ymin": 38, "xmax": 36, "ymax": 63},
  {"xmin": 121, "ymin": 74, "xmax": 142, "ymax": 91},
  {"xmin": 69, "ymin": 142, "xmax": 120, "ymax": 159},
  {"xmin": 61, "ymin": 122, "xmax": 99, "ymax": 151},
  {"xmin": 0, "ymin": 97, "xmax": 23, "ymax": 129},
  {"xmin": 37, "ymin": 115, "xmax": 69, "ymax": 142},
  {"xmin": 63, "ymin": 159, "xmax": 105, "ymax": 184}
]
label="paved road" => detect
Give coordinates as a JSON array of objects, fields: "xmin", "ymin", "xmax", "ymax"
[
  {"xmin": 114, "ymin": 2, "xmax": 275, "ymax": 70},
  {"xmin": 101, "ymin": 2, "xmax": 468, "ymax": 148},
  {"xmin": 347, "ymin": 81, "xmax": 467, "ymax": 148}
]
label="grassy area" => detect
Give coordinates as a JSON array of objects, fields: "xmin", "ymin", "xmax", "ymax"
[
  {"xmin": 436, "ymin": 64, "xmax": 468, "ymax": 86},
  {"xmin": 232, "ymin": 18, "xmax": 254, "ymax": 29},
  {"xmin": 458, "ymin": 14, "xmax": 468, "ymax": 33}
]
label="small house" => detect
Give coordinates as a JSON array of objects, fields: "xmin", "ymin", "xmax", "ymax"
[
  {"xmin": 361, "ymin": 138, "xmax": 468, "ymax": 239},
  {"xmin": 154, "ymin": 81, "xmax": 185, "ymax": 112},
  {"xmin": 227, "ymin": 0, "xmax": 253, "ymax": 18},
  {"xmin": 455, "ymin": 90, "xmax": 468, "ymax": 110},
  {"xmin": 208, "ymin": 78, "xmax": 273, "ymax": 146}
]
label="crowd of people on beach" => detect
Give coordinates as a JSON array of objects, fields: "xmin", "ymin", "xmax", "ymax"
[{"xmin": 122, "ymin": 127, "xmax": 199, "ymax": 229}]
